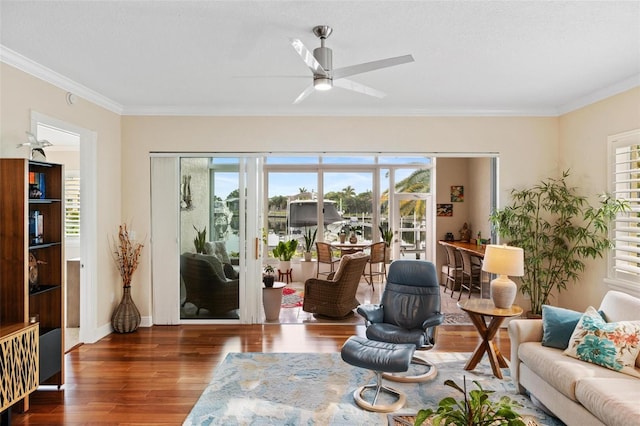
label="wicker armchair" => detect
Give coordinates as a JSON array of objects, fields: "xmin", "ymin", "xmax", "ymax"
[
  {"xmin": 303, "ymin": 253, "xmax": 369, "ymax": 318},
  {"xmin": 180, "ymin": 253, "xmax": 239, "ymax": 315}
]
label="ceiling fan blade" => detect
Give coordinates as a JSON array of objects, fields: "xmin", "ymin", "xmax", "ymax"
[
  {"xmin": 334, "ymin": 79, "xmax": 386, "ymax": 99},
  {"xmin": 332, "ymin": 54, "xmax": 414, "ymax": 80},
  {"xmin": 290, "ymin": 38, "xmax": 328, "ymax": 77},
  {"xmin": 293, "ymin": 85, "xmax": 315, "ymax": 104}
]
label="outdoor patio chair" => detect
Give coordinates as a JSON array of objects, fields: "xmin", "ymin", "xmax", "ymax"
[
  {"xmin": 180, "ymin": 253, "xmax": 239, "ymax": 315},
  {"xmin": 315, "ymin": 241, "xmax": 340, "ymax": 278},
  {"xmin": 363, "ymin": 241, "xmax": 387, "ymax": 290},
  {"xmin": 303, "ymin": 252, "xmax": 369, "ymax": 318}
]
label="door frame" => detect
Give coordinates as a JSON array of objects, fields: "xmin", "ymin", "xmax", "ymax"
[{"xmin": 31, "ymin": 112, "xmax": 99, "ymax": 343}]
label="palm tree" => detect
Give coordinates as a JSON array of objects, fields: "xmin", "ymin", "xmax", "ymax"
[
  {"xmin": 341, "ymin": 185, "xmax": 356, "ymax": 198},
  {"xmin": 381, "ymin": 169, "xmax": 431, "ymax": 220}
]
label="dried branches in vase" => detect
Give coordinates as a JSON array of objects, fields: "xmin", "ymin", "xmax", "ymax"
[
  {"xmin": 111, "ymin": 224, "xmax": 143, "ymax": 333},
  {"xmin": 112, "ymin": 223, "xmax": 144, "ymax": 287}
]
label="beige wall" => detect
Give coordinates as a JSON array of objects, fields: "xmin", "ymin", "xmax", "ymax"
[
  {"xmin": 0, "ymin": 63, "xmax": 123, "ymax": 332},
  {"xmin": 3, "ymin": 60, "xmax": 637, "ymax": 327},
  {"xmin": 557, "ymin": 87, "xmax": 640, "ymax": 311},
  {"xmin": 123, "ymin": 116, "xmax": 557, "ymax": 317}
]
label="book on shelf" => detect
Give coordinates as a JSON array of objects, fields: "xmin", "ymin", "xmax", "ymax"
[
  {"xmin": 29, "ymin": 210, "xmax": 44, "ymax": 245},
  {"xmin": 28, "ymin": 171, "xmax": 46, "ymax": 199}
]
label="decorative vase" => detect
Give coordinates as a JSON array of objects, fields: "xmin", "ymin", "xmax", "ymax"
[
  {"xmin": 111, "ymin": 285, "xmax": 141, "ymax": 333},
  {"xmin": 490, "ymin": 276, "xmax": 517, "ymax": 309},
  {"xmin": 349, "ymin": 232, "xmax": 357, "ymax": 244},
  {"xmin": 339, "ymin": 233, "xmax": 346, "ymax": 243},
  {"xmin": 304, "ymin": 251, "xmax": 312, "ymax": 262}
]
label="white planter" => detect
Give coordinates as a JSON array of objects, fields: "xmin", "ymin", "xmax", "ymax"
[
  {"xmin": 304, "ymin": 251, "xmax": 312, "ymax": 262},
  {"xmin": 279, "ymin": 260, "xmax": 291, "ymax": 272}
]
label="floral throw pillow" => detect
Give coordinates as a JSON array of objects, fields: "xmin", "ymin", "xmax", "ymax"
[{"xmin": 564, "ymin": 306, "xmax": 640, "ymax": 378}]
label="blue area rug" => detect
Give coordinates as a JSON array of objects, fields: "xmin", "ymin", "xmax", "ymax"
[{"xmin": 183, "ymin": 352, "xmax": 563, "ymax": 425}]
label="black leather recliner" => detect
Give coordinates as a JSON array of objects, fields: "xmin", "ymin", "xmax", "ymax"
[{"xmin": 357, "ymin": 259, "xmax": 444, "ymax": 381}]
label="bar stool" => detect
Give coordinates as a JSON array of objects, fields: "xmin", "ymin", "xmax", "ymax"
[
  {"xmin": 443, "ymin": 244, "xmax": 464, "ymax": 297},
  {"xmin": 458, "ymin": 249, "xmax": 482, "ymax": 300}
]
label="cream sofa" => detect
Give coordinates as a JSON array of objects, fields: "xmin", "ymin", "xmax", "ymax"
[{"xmin": 509, "ymin": 291, "xmax": 640, "ymax": 426}]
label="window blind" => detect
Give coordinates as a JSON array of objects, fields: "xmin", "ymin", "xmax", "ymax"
[
  {"xmin": 610, "ymin": 134, "xmax": 640, "ymax": 283},
  {"xmin": 65, "ymin": 174, "xmax": 80, "ymax": 237}
]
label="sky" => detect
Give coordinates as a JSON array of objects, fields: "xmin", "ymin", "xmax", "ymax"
[{"xmin": 209, "ymin": 156, "xmax": 429, "ymax": 199}]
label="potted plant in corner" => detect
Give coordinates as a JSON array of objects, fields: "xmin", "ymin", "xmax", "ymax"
[
  {"xmin": 302, "ymin": 227, "xmax": 317, "ymax": 261},
  {"xmin": 193, "ymin": 225, "xmax": 206, "ymax": 254},
  {"xmin": 272, "ymin": 239, "xmax": 298, "ymax": 273},
  {"xmin": 414, "ymin": 378, "xmax": 525, "ymax": 426},
  {"xmin": 379, "ymin": 223, "xmax": 393, "ymax": 264},
  {"xmin": 263, "ymin": 264, "xmax": 275, "ymax": 287},
  {"xmin": 490, "ymin": 170, "xmax": 629, "ymax": 316}
]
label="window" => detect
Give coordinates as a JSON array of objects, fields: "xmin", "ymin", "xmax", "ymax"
[
  {"xmin": 65, "ymin": 172, "xmax": 80, "ymax": 238},
  {"xmin": 608, "ymin": 129, "xmax": 640, "ymax": 288}
]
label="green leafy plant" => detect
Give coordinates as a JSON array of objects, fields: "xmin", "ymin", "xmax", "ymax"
[
  {"xmin": 272, "ymin": 240, "xmax": 298, "ymax": 261},
  {"xmin": 415, "ymin": 378, "xmax": 525, "ymax": 426},
  {"xmin": 379, "ymin": 223, "xmax": 393, "ymax": 246},
  {"xmin": 303, "ymin": 227, "xmax": 317, "ymax": 252},
  {"xmin": 262, "ymin": 264, "xmax": 275, "ymax": 287},
  {"xmin": 263, "ymin": 264, "xmax": 275, "ymax": 275},
  {"xmin": 193, "ymin": 225, "xmax": 207, "ymax": 254},
  {"xmin": 490, "ymin": 170, "xmax": 629, "ymax": 315}
]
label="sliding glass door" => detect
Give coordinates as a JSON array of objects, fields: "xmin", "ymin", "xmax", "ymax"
[{"xmin": 178, "ymin": 157, "xmax": 263, "ymax": 322}]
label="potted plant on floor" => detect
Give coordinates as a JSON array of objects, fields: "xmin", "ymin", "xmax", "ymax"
[
  {"xmin": 490, "ymin": 170, "xmax": 629, "ymax": 316},
  {"xmin": 263, "ymin": 264, "xmax": 275, "ymax": 288},
  {"xmin": 193, "ymin": 225, "xmax": 206, "ymax": 254},
  {"xmin": 414, "ymin": 378, "xmax": 525, "ymax": 426},
  {"xmin": 379, "ymin": 223, "xmax": 393, "ymax": 263},
  {"xmin": 272, "ymin": 239, "xmax": 298, "ymax": 273},
  {"xmin": 303, "ymin": 227, "xmax": 317, "ymax": 261}
]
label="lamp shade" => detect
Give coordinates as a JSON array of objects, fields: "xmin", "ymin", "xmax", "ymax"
[{"xmin": 482, "ymin": 245, "xmax": 524, "ymax": 277}]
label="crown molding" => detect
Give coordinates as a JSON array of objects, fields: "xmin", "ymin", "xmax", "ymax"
[
  {"xmin": 557, "ymin": 74, "xmax": 640, "ymax": 115},
  {"xmin": 2, "ymin": 44, "xmax": 636, "ymax": 118},
  {"xmin": 0, "ymin": 45, "xmax": 123, "ymax": 115},
  {"xmin": 120, "ymin": 105, "xmax": 558, "ymax": 117}
]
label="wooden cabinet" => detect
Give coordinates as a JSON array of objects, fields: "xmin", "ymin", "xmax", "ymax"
[
  {"xmin": 0, "ymin": 159, "xmax": 64, "ymax": 395},
  {"xmin": 0, "ymin": 323, "xmax": 39, "ymax": 414}
]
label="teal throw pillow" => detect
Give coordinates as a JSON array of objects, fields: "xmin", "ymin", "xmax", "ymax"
[{"xmin": 541, "ymin": 305, "xmax": 586, "ymax": 349}]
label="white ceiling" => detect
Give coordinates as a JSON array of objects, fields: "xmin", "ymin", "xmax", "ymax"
[{"xmin": 1, "ymin": 1, "xmax": 639, "ymax": 116}]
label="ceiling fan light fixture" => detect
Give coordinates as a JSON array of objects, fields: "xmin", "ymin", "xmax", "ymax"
[{"xmin": 314, "ymin": 77, "xmax": 332, "ymax": 91}]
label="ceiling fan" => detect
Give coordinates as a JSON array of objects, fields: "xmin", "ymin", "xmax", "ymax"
[{"xmin": 290, "ymin": 25, "xmax": 414, "ymax": 104}]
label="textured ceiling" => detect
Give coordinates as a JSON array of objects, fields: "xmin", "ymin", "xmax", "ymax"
[{"xmin": 1, "ymin": 1, "xmax": 639, "ymax": 116}]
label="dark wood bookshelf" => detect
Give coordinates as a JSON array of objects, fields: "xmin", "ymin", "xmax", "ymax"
[{"xmin": 0, "ymin": 158, "xmax": 65, "ymax": 414}]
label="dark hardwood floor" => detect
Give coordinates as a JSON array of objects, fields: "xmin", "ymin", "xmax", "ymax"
[{"xmin": 12, "ymin": 324, "xmax": 510, "ymax": 425}]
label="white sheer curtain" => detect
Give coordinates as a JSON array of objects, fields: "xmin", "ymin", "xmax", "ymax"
[{"xmin": 150, "ymin": 156, "xmax": 181, "ymax": 324}]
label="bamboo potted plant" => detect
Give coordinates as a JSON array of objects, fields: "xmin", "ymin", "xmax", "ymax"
[{"xmin": 490, "ymin": 170, "xmax": 629, "ymax": 316}]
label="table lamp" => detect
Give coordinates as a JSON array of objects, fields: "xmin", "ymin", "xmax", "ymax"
[{"xmin": 482, "ymin": 244, "xmax": 524, "ymax": 309}]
